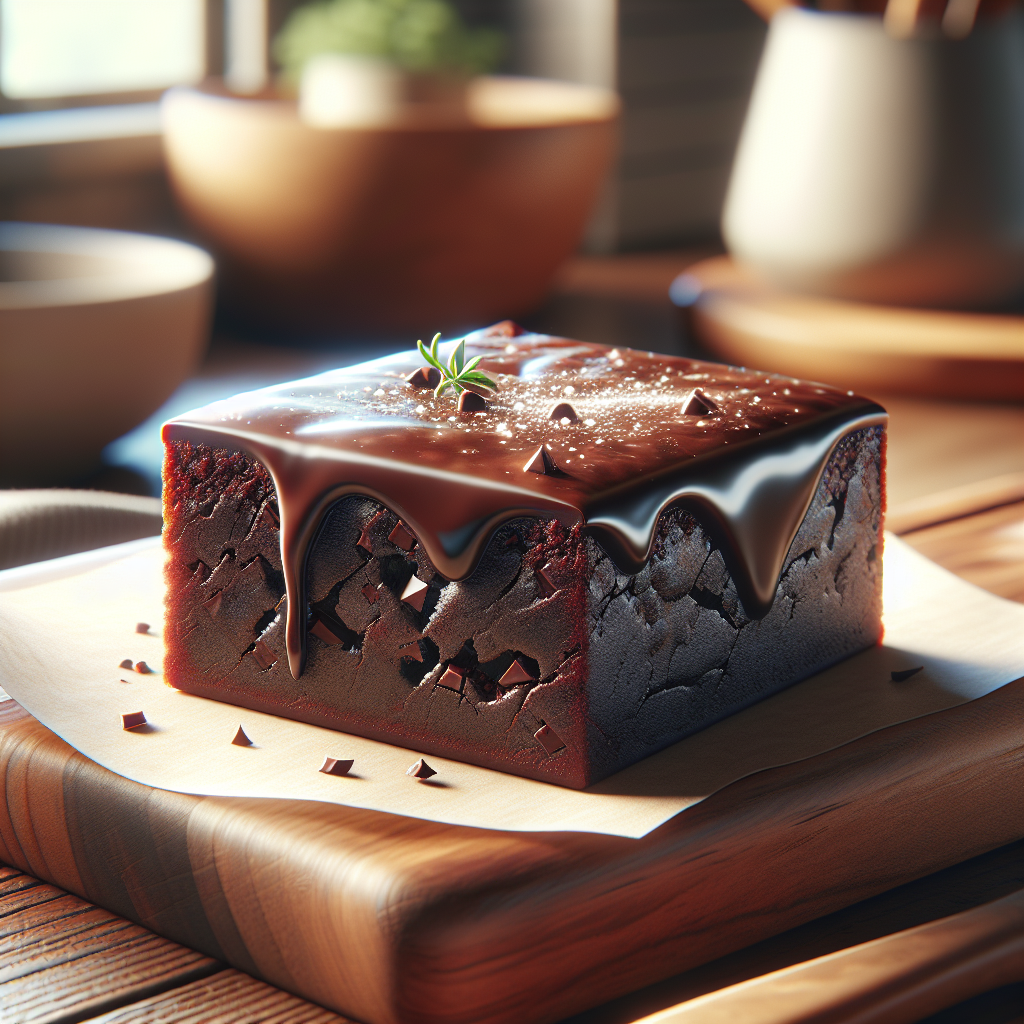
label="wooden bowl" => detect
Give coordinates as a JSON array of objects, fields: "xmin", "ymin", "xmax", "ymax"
[
  {"xmin": 161, "ymin": 77, "xmax": 619, "ymax": 335},
  {"xmin": 0, "ymin": 223, "xmax": 214, "ymax": 486}
]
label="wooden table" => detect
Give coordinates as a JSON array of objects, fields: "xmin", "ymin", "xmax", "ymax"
[{"xmin": 3, "ymin": 255, "xmax": 1023, "ymax": 1024}]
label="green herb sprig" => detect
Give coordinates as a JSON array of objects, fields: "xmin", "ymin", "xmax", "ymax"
[{"xmin": 417, "ymin": 333, "xmax": 497, "ymax": 400}]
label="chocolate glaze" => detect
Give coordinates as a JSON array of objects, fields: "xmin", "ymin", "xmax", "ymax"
[{"xmin": 164, "ymin": 327, "xmax": 886, "ymax": 679}]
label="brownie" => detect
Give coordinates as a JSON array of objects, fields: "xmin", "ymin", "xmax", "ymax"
[{"xmin": 162, "ymin": 324, "xmax": 886, "ymax": 788}]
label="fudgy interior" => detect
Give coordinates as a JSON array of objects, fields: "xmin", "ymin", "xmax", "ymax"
[{"xmin": 163, "ymin": 426, "xmax": 884, "ymax": 788}]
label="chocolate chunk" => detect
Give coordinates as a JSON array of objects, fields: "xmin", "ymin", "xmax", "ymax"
[
  {"xmin": 362, "ymin": 583, "xmax": 379, "ymax": 605},
  {"xmin": 135, "ymin": 622, "xmax": 150, "ymax": 634},
  {"xmin": 499, "ymin": 659, "xmax": 535, "ymax": 688},
  {"xmin": 458, "ymin": 390, "xmax": 488, "ymax": 412},
  {"xmin": 121, "ymin": 711, "xmax": 147, "ymax": 730},
  {"xmin": 537, "ymin": 562, "xmax": 560, "ymax": 597},
  {"xmin": 135, "ymin": 661, "xmax": 153, "ymax": 674},
  {"xmin": 681, "ymin": 389, "xmax": 717, "ymax": 417},
  {"xmin": 436, "ymin": 667, "xmax": 464, "ymax": 693},
  {"xmin": 319, "ymin": 756, "xmax": 354, "ymax": 776},
  {"xmin": 406, "ymin": 758, "xmax": 437, "ymax": 779},
  {"xmin": 406, "ymin": 366, "xmax": 442, "ymax": 389},
  {"xmin": 548, "ymin": 402, "xmax": 578, "ymax": 423},
  {"xmin": 232, "ymin": 725, "xmax": 252, "ymax": 746},
  {"xmin": 524, "ymin": 446, "xmax": 559, "ymax": 475},
  {"xmin": 203, "ymin": 592, "xmax": 223, "ymax": 617},
  {"xmin": 400, "ymin": 641, "xmax": 424, "ymax": 662},
  {"xmin": 251, "ymin": 639, "xmax": 276, "ymax": 669},
  {"xmin": 261, "ymin": 501, "xmax": 280, "ymax": 527},
  {"xmin": 310, "ymin": 616, "xmax": 344, "ymax": 645},
  {"xmin": 891, "ymin": 666, "xmax": 924, "ymax": 682},
  {"xmin": 388, "ymin": 521, "xmax": 417, "ymax": 551},
  {"xmin": 534, "ymin": 723, "xmax": 565, "ymax": 755},
  {"xmin": 119, "ymin": 658, "xmax": 134, "ymax": 670},
  {"xmin": 401, "ymin": 574, "xmax": 429, "ymax": 612},
  {"xmin": 482, "ymin": 320, "xmax": 526, "ymax": 338}
]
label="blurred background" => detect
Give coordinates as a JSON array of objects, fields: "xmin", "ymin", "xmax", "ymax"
[{"xmin": 0, "ymin": 0, "xmax": 1021, "ymax": 602}]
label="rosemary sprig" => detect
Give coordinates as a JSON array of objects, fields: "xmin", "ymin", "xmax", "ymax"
[{"xmin": 417, "ymin": 333, "xmax": 498, "ymax": 400}]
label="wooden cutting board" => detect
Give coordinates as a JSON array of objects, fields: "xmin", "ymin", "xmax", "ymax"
[{"xmin": 1, "ymin": 672, "xmax": 1021, "ymax": 1024}]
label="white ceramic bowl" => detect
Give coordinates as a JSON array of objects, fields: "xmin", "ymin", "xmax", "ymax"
[{"xmin": 0, "ymin": 222, "xmax": 214, "ymax": 486}]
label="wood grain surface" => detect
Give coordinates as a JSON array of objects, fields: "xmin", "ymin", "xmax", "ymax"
[
  {"xmin": 902, "ymin": 502, "xmax": 1024, "ymax": 604},
  {"xmin": 636, "ymin": 890, "xmax": 1024, "ymax": 1024},
  {"xmin": 676, "ymin": 256, "xmax": 1024, "ymax": 401},
  {"xmin": 568, "ymin": 840, "xmax": 1024, "ymax": 1023},
  {"xmin": 0, "ymin": 667, "xmax": 1021, "ymax": 1024},
  {"xmin": 0, "ymin": 864, "xmax": 219, "ymax": 1024},
  {"xmin": 81, "ymin": 969, "xmax": 351, "ymax": 1023}
]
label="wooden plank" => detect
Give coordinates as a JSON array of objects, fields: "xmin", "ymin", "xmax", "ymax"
[
  {"xmin": 0, "ymin": 862, "xmax": 219, "ymax": 1024},
  {"xmin": 634, "ymin": 891, "xmax": 1024, "ymax": 1024},
  {"xmin": 886, "ymin": 473, "xmax": 1024, "ymax": 536},
  {"xmin": 571, "ymin": 841, "xmax": 1024, "ymax": 1023},
  {"xmin": 80, "ymin": 968, "xmax": 352, "ymax": 1023},
  {"xmin": 902, "ymin": 502, "xmax": 1024, "ymax": 605},
  {"xmin": 0, "ymin": 671, "xmax": 1020, "ymax": 1024}
]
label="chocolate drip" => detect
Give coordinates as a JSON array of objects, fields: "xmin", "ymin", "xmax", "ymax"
[{"xmin": 164, "ymin": 329, "xmax": 886, "ymax": 679}]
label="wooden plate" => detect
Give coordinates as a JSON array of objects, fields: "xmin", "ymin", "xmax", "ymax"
[{"xmin": 672, "ymin": 256, "xmax": 1024, "ymax": 401}]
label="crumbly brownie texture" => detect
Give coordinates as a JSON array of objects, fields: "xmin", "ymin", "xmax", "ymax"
[{"xmin": 163, "ymin": 425, "xmax": 883, "ymax": 789}]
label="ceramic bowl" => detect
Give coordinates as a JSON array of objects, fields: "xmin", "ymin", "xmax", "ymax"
[
  {"xmin": 161, "ymin": 76, "xmax": 619, "ymax": 334},
  {"xmin": 0, "ymin": 222, "xmax": 214, "ymax": 486}
]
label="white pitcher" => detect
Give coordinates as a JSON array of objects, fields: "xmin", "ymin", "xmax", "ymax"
[{"xmin": 722, "ymin": 5, "xmax": 1024, "ymax": 309}]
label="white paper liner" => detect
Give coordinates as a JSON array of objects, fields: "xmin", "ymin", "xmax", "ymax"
[{"xmin": 0, "ymin": 534, "xmax": 1021, "ymax": 838}]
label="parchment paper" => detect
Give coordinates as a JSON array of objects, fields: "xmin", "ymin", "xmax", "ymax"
[{"xmin": 0, "ymin": 534, "xmax": 1020, "ymax": 838}]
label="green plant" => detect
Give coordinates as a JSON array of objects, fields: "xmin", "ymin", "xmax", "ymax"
[
  {"xmin": 274, "ymin": 0, "xmax": 504, "ymax": 82},
  {"xmin": 418, "ymin": 333, "xmax": 497, "ymax": 399}
]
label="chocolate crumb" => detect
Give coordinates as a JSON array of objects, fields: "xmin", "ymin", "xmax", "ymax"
[
  {"xmin": 251, "ymin": 639, "xmax": 276, "ymax": 669},
  {"xmin": 534, "ymin": 723, "xmax": 565, "ymax": 755},
  {"xmin": 524, "ymin": 446, "xmax": 559, "ymax": 476},
  {"xmin": 388, "ymin": 521, "xmax": 417, "ymax": 551},
  {"xmin": 319, "ymin": 756, "xmax": 354, "ymax": 776},
  {"xmin": 310, "ymin": 616, "xmax": 344, "ymax": 645},
  {"xmin": 135, "ymin": 622, "xmax": 150, "ymax": 634},
  {"xmin": 135, "ymin": 661, "xmax": 153, "ymax": 674},
  {"xmin": 406, "ymin": 758, "xmax": 437, "ymax": 780},
  {"xmin": 203, "ymin": 592, "xmax": 223, "ymax": 617},
  {"xmin": 436, "ymin": 666, "xmax": 464, "ymax": 693},
  {"xmin": 406, "ymin": 366, "xmax": 442, "ymax": 389},
  {"xmin": 362, "ymin": 583, "xmax": 379, "ymax": 605},
  {"xmin": 548, "ymin": 402, "xmax": 578, "ymax": 423},
  {"xmin": 121, "ymin": 711, "xmax": 147, "ymax": 730},
  {"xmin": 401, "ymin": 574, "xmax": 429, "ymax": 612},
  {"xmin": 891, "ymin": 666, "xmax": 924, "ymax": 682},
  {"xmin": 119, "ymin": 658, "xmax": 134, "ymax": 670},
  {"xmin": 458, "ymin": 390, "xmax": 488, "ymax": 412},
  {"xmin": 232, "ymin": 725, "xmax": 252, "ymax": 747},
  {"xmin": 681, "ymin": 389, "xmax": 716, "ymax": 417},
  {"xmin": 499, "ymin": 659, "xmax": 535, "ymax": 688}
]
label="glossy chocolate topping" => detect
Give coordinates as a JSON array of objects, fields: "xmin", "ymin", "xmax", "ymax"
[{"xmin": 164, "ymin": 326, "xmax": 886, "ymax": 678}]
